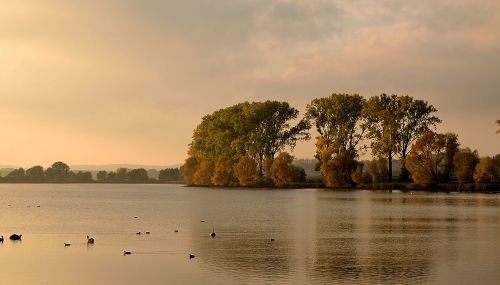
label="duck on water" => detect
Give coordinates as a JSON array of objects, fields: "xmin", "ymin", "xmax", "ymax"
[{"xmin": 10, "ymin": 234, "xmax": 22, "ymax": 240}]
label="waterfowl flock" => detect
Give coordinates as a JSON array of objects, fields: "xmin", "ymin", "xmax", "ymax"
[{"xmin": 1, "ymin": 218, "xmax": 276, "ymax": 260}]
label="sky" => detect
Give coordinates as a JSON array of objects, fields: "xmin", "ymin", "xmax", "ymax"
[{"xmin": 0, "ymin": 0, "xmax": 499, "ymax": 167}]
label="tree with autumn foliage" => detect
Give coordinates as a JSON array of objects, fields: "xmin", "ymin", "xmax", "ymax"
[
  {"xmin": 405, "ymin": 132, "xmax": 458, "ymax": 183},
  {"xmin": 235, "ymin": 155, "xmax": 260, "ymax": 187},
  {"xmin": 306, "ymin": 93, "xmax": 366, "ymax": 187},
  {"xmin": 453, "ymin": 148, "xmax": 480, "ymax": 184},
  {"xmin": 270, "ymin": 152, "xmax": 305, "ymax": 187},
  {"xmin": 473, "ymin": 156, "xmax": 499, "ymax": 184},
  {"xmin": 183, "ymin": 101, "xmax": 310, "ymax": 186},
  {"xmin": 368, "ymin": 157, "xmax": 389, "ymax": 183}
]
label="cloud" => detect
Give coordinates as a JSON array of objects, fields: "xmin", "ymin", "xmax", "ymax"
[{"xmin": 0, "ymin": 0, "xmax": 499, "ymax": 165}]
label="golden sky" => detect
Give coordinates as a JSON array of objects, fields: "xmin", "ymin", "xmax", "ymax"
[{"xmin": 0, "ymin": 0, "xmax": 499, "ymax": 167}]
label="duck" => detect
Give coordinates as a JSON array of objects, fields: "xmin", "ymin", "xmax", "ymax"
[
  {"xmin": 189, "ymin": 254, "xmax": 195, "ymax": 259},
  {"xmin": 0, "ymin": 235, "xmax": 3, "ymax": 242},
  {"xmin": 210, "ymin": 228, "xmax": 216, "ymax": 239},
  {"xmin": 9, "ymin": 234, "xmax": 22, "ymax": 240},
  {"xmin": 174, "ymin": 229, "xmax": 179, "ymax": 233},
  {"xmin": 64, "ymin": 243, "xmax": 71, "ymax": 247},
  {"xmin": 87, "ymin": 235, "xmax": 95, "ymax": 244},
  {"xmin": 136, "ymin": 232, "xmax": 141, "ymax": 235},
  {"xmin": 270, "ymin": 238, "xmax": 275, "ymax": 242},
  {"xmin": 145, "ymin": 231, "xmax": 150, "ymax": 234},
  {"xmin": 123, "ymin": 251, "xmax": 132, "ymax": 255}
]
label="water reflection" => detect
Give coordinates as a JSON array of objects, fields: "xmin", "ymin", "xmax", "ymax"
[{"xmin": 0, "ymin": 185, "xmax": 499, "ymax": 285}]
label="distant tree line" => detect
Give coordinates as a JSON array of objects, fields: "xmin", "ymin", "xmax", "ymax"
[
  {"xmin": 183, "ymin": 95, "xmax": 499, "ymax": 189},
  {"xmin": 0, "ymin": 161, "xmax": 182, "ymax": 184}
]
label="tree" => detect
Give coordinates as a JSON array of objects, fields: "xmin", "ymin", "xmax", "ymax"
[
  {"xmin": 351, "ymin": 162, "xmax": 366, "ymax": 185},
  {"xmin": 270, "ymin": 152, "xmax": 305, "ymax": 187},
  {"xmin": 7, "ymin": 168, "xmax": 25, "ymax": 181},
  {"xmin": 443, "ymin": 133, "xmax": 459, "ymax": 182},
  {"xmin": 235, "ymin": 155, "xmax": 260, "ymax": 187},
  {"xmin": 246, "ymin": 101, "xmax": 310, "ymax": 176},
  {"xmin": 75, "ymin": 171, "xmax": 93, "ymax": 182},
  {"xmin": 26, "ymin": 166, "xmax": 44, "ymax": 182},
  {"xmin": 212, "ymin": 158, "xmax": 237, "ymax": 186},
  {"xmin": 186, "ymin": 101, "xmax": 310, "ymax": 186},
  {"xmin": 405, "ymin": 132, "xmax": 454, "ymax": 183},
  {"xmin": 363, "ymin": 94, "xmax": 399, "ymax": 181},
  {"xmin": 128, "ymin": 168, "xmax": 149, "ymax": 182},
  {"xmin": 306, "ymin": 94, "xmax": 366, "ymax": 187},
  {"xmin": 182, "ymin": 156, "xmax": 200, "ymax": 186},
  {"xmin": 393, "ymin": 96, "xmax": 441, "ymax": 181},
  {"xmin": 46, "ymin": 161, "xmax": 71, "ymax": 182},
  {"xmin": 473, "ymin": 157, "xmax": 499, "ymax": 183},
  {"xmin": 158, "ymin": 168, "xmax": 181, "ymax": 182},
  {"xmin": 147, "ymin": 169, "xmax": 159, "ymax": 179},
  {"xmin": 106, "ymin": 171, "xmax": 117, "ymax": 182},
  {"xmin": 367, "ymin": 158, "xmax": 389, "ymax": 183},
  {"xmin": 453, "ymin": 148, "xmax": 479, "ymax": 184},
  {"xmin": 115, "ymin": 168, "xmax": 128, "ymax": 182},
  {"xmin": 96, "ymin": 171, "xmax": 108, "ymax": 182}
]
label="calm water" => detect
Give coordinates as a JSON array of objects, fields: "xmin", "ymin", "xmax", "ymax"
[{"xmin": 0, "ymin": 184, "xmax": 499, "ymax": 285}]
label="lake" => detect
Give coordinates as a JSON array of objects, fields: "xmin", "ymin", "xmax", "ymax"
[{"xmin": 0, "ymin": 184, "xmax": 499, "ymax": 284}]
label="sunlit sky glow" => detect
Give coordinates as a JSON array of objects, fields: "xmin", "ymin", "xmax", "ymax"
[{"xmin": 1, "ymin": 0, "xmax": 499, "ymax": 167}]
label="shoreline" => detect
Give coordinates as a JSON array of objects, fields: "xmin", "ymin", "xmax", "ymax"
[{"xmin": 0, "ymin": 181, "xmax": 498, "ymax": 193}]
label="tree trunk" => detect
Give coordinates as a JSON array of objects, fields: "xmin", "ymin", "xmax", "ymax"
[
  {"xmin": 399, "ymin": 156, "xmax": 410, "ymax": 182},
  {"xmin": 388, "ymin": 150, "xmax": 393, "ymax": 182}
]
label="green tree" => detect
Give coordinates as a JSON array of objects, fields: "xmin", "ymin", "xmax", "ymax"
[
  {"xmin": 393, "ymin": 96, "xmax": 441, "ymax": 181},
  {"xmin": 26, "ymin": 165, "xmax": 45, "ymax": 182},
  {"xmin": 363, "ymin": 94, "xmax": 399, "ymax": 181},
  {"xmin": 45, "ymin": 161, "xmax": 71, "ymax": 182},
  {"xmin": 75, "ymin": 171, "xmax": 93, "ymax": 182},
  {"xmin": 246, "ymin": 101, "xmax": 310, "ymax": 176},
  {"xmin": 96, "ymin": 170, "xmax": 108, "ymax": 182},
  {"xmin": 186, "ymin": 101, "xmax": 309, "ymax": 186},
  {"xmin": 306, "ymin": 93, "xmax": 366, "ymax": 187},
  {"xmin": 7, "ymin": 168, "xmax": 25, "ymax": 181},
  {"xmin": 128, "ymin": 168, "xmax": 149, "ymax": 182},
  {"xmin": 453, "ymin": 148, "xmax": 479, "ymax": 184},
  {"xmin": 158, "ymin": 168, "xmax": 181, "ymax": 182}
]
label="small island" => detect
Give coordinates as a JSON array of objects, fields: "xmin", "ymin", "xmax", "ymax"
[{"xmin": 181, "ymin": 94, "xmax": 499, "ymax": 192}]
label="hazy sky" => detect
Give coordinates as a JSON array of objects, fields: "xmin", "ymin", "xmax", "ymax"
[{"xmin": 1, "ymin": 0, "xmax": 499, "ymax": 167}]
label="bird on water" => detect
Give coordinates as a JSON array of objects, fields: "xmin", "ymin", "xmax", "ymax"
[
  {"xmin": 189, "ymin": 254, "xmax": 195, "ymax": 259},
  {"xmin": 87, "ymin": 235, "xmax": 95, "ymax": 244},
  {"xmin": 0, "ymin": 235, "xmax": 3, "ymax": 242},
  {"xmin": 10, "ymin": 234, "xmax": 22, "ymax": 240},
  {"xmin": 211, "ymin": 228, "xmax": 216, "ymax": 239},
  {"xmin": 64, "ymin": 243, "xmax": 71, "ymax": 247},
  {"xmin": 124, "ymin": 251, "xmax": 132, "ymax": 255}
]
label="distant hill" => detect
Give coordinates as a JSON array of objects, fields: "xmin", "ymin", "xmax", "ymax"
[{"xmin": 69, "ymin": 164, "xmax": 182, "ymax": 172}]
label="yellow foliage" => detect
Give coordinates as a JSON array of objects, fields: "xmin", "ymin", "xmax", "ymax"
[
  {"xmin": 235, "ymin": 155, "xmax": 260, "ymax": 187},
  {"xmin": 473, "ymin": 156, "xmax": 499, "ymax": 183}
]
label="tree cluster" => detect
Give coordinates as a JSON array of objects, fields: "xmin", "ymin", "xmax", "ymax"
[
  {"xmin": 1, "ymin": 162, "xmax": 182, "ymax": 184},
  {"xmin": 184, "ymin": 95, "xmax": 499, "ymax": 188},
  {"xmin": 182, "ymin": 101, "xmax": 310, "ymax": 187}
]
